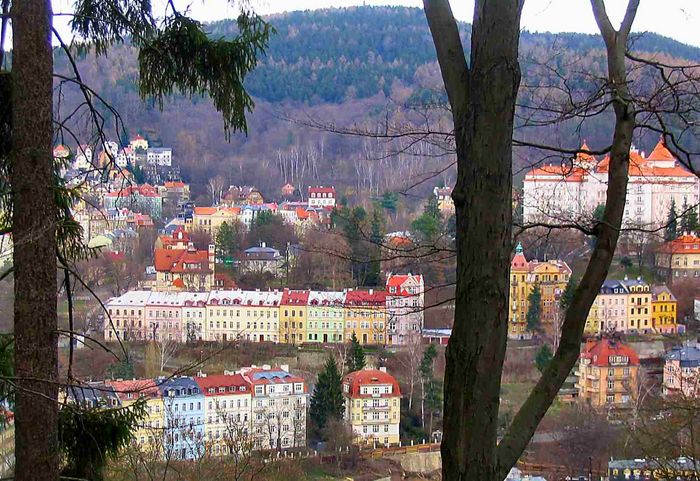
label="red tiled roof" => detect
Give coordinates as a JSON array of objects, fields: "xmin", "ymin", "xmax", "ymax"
[
  {"xmin": 580, "ymin": 338, "xmax": 639, "ymax": 367},
  {"xmin": 194, "ymin": 374, "xmax": 250, "ymax": 396},
  {"xmin": 106, "ymin": 379, "xmax": 159, "ymax": 401},
  {"xmin": 154, "ymin": 248, "xmax": 210, "ymax": 274},
  {"xmin": 281, "ymin": 289, "xmax": 310, "ymax": 305},
  {"xmin": 511, "ymin": 252, "xmax": 529, "ymax": 270},
  {"xmin": 133, "ymin": 134, "xmax": 145, "ymax": 141},
  {"xmin": 343, "ymin": 369, "xmax": 401, "ymax": 398},
  {"xmin": 345, "ymin": 290, "xmax": 388, "ymax": 306},
  {"xmin": 105, "ymin": 184, "xmax": 160, "ymax": 198}
]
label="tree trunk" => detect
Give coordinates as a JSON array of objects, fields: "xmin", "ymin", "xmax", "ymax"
[
  {"xmin": 424, "ymin": 1, "xmax": 522, "ymax": 480},
  {"xmin": 424, "ymin": 0, "xmax": 639, "ymax": 479},
  {"xmin": 10, "ymin": 0, "xmax": 59, "ymax": 481}
]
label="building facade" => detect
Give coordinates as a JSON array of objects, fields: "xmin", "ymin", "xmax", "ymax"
[
  {"xmin": 343, "ymin": 367, "xmax": 401, "ymax": 446},
  {"xmin": 656, "ymin": 234, "xmax": 700, "ymax": 282},
  {"xmin": 241, "ymin": 365, "xmax": 308, "ymax": 450},
  {"xmin": 386, "ymin": 273, "xmax": 424, "ymax": 346},
  {"xmin": 575, "ymin": 338, "xmax": 640, "ymax": 407},
  {"xmin": 158, "ymin": 376, "xmax": 206, "ymax": 460},
  {"xmin": 663, "ymin": 344, "xmax": 700, "ymax": 398},
  {"xmin": 195, "ymin": 372, "xmax": 252, "ymax": 456},
  {"xmin": 523, "ymin": 140, "xmax": 700, "ymax": 229},
  {"xmin": 508, "ymin": 243, "xmax": 571, "ymax": 339}
]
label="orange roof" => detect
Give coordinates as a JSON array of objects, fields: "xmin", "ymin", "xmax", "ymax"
[
  {"xmin": 526, "ymin": 164, "xmax": 586, "ymax": 182},
  {"xmin": 510, "ymin": 243, "xmax": 529, "ymax": 270},
  {"xmin": 194, "ymin": 207, "xmax": 217, "ymax": 215},
  {"xmin": 660, "ymin": 234, "xmax": 700, "ymax": 254},
  {"xmin": 154, "ymin": 248, "xmax": 211, "ymax": 274},
  {"xmin": 164, "ymin": 181, "xmax": 186, "ymax": 188},
  {"xmin": 172, "ymin": 278, "xmax": 185, "ymax": 288},
  {"xmin": 648, "ymin": 138, "xmax": 675, "ymax": 161},
  {"xmin": 580, "ymin": 338, "xmax": 639, "ymax": 367},
  {"xmin": 343, "ymin": 369, "xmax": 401, "ymax": 398}
]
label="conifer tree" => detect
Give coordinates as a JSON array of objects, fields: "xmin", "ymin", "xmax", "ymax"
[
  {"xmin": 535, "ymin": 344, "xmax": 553, "ymax": 373},
  {"xmin": 681, "ymin": 201, "xmax": 691, "ymax": 234},
  {"xmin": 309, "ymin": 356, "xmax": 345, "ymax": 438},
  {"xmin": 526, "ymin": 285, "xmax": 542, "ymax": 333},
  {"xmin": 349, "ymin": 332, "xmax": 366, "ymax": 372},
  {"xmin": 666, "ymin": 199, "xmax": 679, "ymax": 241}
]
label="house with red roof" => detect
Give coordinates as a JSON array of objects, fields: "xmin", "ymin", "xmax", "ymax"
[
  {"xmin": 343, "ymin": 367, "xmax": 401, "ymax": 446},
  {"xmin": 307, "ymin": 185, "xmax": 336, "ymax": 208},
  {"xmin": 154, "ymin": 242, "xmax": 215, "ymax": 292},
  {"xmin": 104, "ymin": 183, "xmax": 163, "ymax": 219},
  {"xmin": 344, "ymin": 289, "xmax": 388, "ymax": 345},
  {"xmin": 280, "ymin": 289, "xmax": 310, "ymax": 344},
  {"xmin": 194, "ymin": 372, "xmax": 252, "ymax": 455},
  {"xmin": 156, "ymin": 226, "xmax": 191, "ymax": 250},
  {"xmin": 575, "ymin": 337, "xmax": 640, "ymax": 407},
  {"xmin": 239, "ymin": 364, "xmax": 308, "ymax": 450},
  {"xmin": 386, "ymin": 273, "xmax": 424, "ymax": 346},
  {"xmin": 656, "ymin": 234, "xmax": 700, "ymax": 282},
  {"xmin": 522, "ymin": 139, "xmax": 700, "ymax": 229}
]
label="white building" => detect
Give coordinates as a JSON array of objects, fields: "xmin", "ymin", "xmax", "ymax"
[
  {"xmin": 147, "ymin": 147, "xmax": 173, "ymax": 166},
  {"xmin": 240, "ymin": 364, "xmax": 308, "ymax": 450},
  {"xmin": 385, "ymin": 273, "xmax": 425, "ymax": 346},
  {"xmin": 105, "ymin": 290, "xmax": 150, "ymax": 342},
  {"xmin": 307, "ymin": 186, "xmax": 336, "ymax": 208},
  {"xmin": 181, "ymin": 291, "xmax": 209, "ymax": 342},
  {"xmin": 522, "ymin": 140, "xmax": 700, "ymax": 229}
]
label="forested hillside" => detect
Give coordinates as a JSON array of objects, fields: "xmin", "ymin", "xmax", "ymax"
[{"xmin": 54, "ymin": 6, "xmax": 700, "ymax": 220}]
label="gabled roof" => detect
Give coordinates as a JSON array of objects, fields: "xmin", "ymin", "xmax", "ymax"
[
  {"xmin": 308, "ymin": 186, "xmax": 336, "ymax": 194},
  {"xmin": 647, "ymin": 138, "xmax": 675, "ymax": 161}
]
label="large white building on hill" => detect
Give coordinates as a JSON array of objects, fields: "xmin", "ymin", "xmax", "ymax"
[{"xmin": 522, "ymin": 139, "xmax": 699, "ymax": 229}]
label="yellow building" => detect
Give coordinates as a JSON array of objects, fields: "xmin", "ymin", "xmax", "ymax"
[
  {"xmin": 192, "ymin": 206, "xmax": 242, "ymax": 237},
  {"xmin": 624, "ymin": 279, "xmax": 652, "ymax": 332},
  {"xmin": 280, "ymin": 289, "xmax": 309, "ymax": 344},
  {"xmin": 107, "ymin": 379, "xmax": 164, "ymax": 450},
  {"xmin": 651, "ymin": 285, "xmax": 678, "ymax": 333},
  {"xmin": 575, "ymin": 338, "xmax": 639, "ymax": 407},
  {"xmin": 344, "ymin": 289, "xmax": 387, "ymax": 345},
  {"xmin": 343, "ymin": 367, "xmax": 401, "ymax": 446},
  {"xmin": 508, "ymin": 243, "xmax": 571, "ymax": 339},
  {"xmin": 655, "ymin": 234, "xmax": 700, "ymax": 282}
]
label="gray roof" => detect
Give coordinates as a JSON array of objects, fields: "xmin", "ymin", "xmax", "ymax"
[{"xmin": 666, "ymin": 345, "xmax": 700, "ymax": 367}]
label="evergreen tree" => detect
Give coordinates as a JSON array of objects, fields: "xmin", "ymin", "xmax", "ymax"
[
  {"xmin": 411, "ymin": 196, "xmax": 443, "ymax": 242},
  {"xmin": 348, "ymin": 332, "xmax": 366, "ymax": 372},
  {"xmin": 681, "ymin": 201, "xmax": 691, "ymax": 234},
  {"xmin": 689, "ymin": 207, "xmax": 700, "ymax": 235},
  {"xmin": 535, "ymin": 344, "xmax": 553, "ymax": 373},
  {"xmin": 559, "ymin": 278, "xmax": 577, "ymax": 312},
  {"xmin": 419, "ymin": 344, "xmax": 438, "ymax": 428},
  {"xmin": 526, "ymin": 285, "xmax": 542, "ymax": 332},
  {"xmin": 380, "ymin": 191, "xmax": 398, "ymax": 213},
  {"xmin": 309, "ymin": 356, "xmax": 345, "ymax": 439},
  {"xmin": 215, "ymin": 221, "xmax": 242, "ymax": 261},
  {"xmin": 666, "ymin": 200, "xmax": 679, "ymax": 241}
]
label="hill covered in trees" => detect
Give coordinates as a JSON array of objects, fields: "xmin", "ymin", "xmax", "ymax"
[{"xmin": 55, "ymin": 6, "xmax": 700, "ymax": 220}]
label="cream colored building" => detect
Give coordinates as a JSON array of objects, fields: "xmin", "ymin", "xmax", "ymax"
[
  {"xmin": 575, "ymin": 338, "xmax": 639, "ymax": 407},
  {"xmin": 343, "ymin": 367, "xmax": 401, "ymax": 446}
]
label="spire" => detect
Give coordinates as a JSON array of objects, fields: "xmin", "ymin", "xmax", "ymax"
[{"xmin": 515, "ymin": 242, "xmax": 523, "ymax": 254}]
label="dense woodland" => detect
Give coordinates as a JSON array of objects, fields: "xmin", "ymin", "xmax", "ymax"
[{"xmin": 54, "ymin": 6, "xmax": 700, "ymax": 215}]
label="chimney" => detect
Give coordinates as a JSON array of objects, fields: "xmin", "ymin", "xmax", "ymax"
[
  {"xmin": 280, "ymin": 364, "xmax": 289, "ymax": 372},
  {"xmin": 379, "ymin": 366, "xmax": 387, "ymax": 373},
  {"xmin": 261, "ymin": 241, "xmax": 266, "ymax": 248},
  {"xmin": 369, "ymin": 288, "xmax": 374, "ymax": 295},
  {"xmin": 262, "ymin": 364, "xmax": 271, "ymax": 370},
  {"xmin": 624, "ymin": 274, "xmax": 628, "ymax": 281}
]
